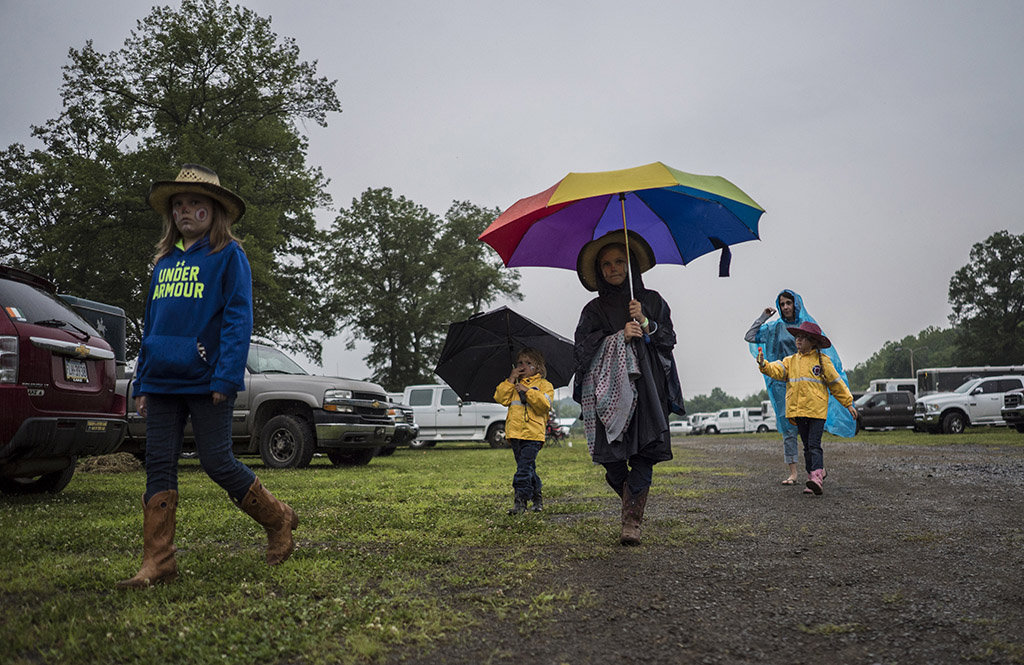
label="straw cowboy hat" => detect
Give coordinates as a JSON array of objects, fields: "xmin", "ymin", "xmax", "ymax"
[
  {"xmin": 786, "ymin": 321, "xmax": 832, "ymax": 349},
  {"xmin": 576, "ymin": 229, "xmax": 656, "ymax": 292},
  {"xmin": 147, "ymin": 164, "xmax": 246, "ymax": 225}
]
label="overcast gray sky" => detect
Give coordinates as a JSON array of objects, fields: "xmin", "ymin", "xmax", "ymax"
[{"xmin": 3, "ymin": 0, "xmax": 1023, "ymax": 401}]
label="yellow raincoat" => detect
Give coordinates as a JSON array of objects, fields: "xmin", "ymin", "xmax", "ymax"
[
  {"xmin": 494, "ymin": 374, "xmax": 554, "ymax": 442},
  {"xmin": 760, "ymin": 351, "xmax": 853, "ymax": 422}
]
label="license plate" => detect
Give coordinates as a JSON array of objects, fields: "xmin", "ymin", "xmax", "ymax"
[{"xmin": 64, "ymin": 358, "xmax": 89, "ymax": 383}]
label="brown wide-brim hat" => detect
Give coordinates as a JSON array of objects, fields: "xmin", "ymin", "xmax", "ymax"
[
  {"xmin": 147, "ymin": 164, "xmax": 246, "ymax": 225},
  {"xmin": 576, "ymin": 229, "xmax": 656, "ymax": 292},
  {"xmin": 786, "ymin": 321, "xmax": 832, "ymax": 349}
]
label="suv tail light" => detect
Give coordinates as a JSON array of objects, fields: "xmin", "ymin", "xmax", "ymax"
[{"xmin": 0, "ymin": 335, "xmax": 17, "ymax": 384}]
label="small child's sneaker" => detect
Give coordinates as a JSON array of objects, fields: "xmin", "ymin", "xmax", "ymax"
[{"xmin": 806, "ymin": 469, "xmax": 824, "ymax": 495}]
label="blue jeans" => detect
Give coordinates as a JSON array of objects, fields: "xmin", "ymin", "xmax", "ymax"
[
  {"xmin": 795, "ymin": 417, "xmax": 825, "ymax": 473},
  {"xmin": 510, "ymin": 439, "xmax": 543, "ymax": 499},
  {"xmin": 783, "ymin": 428, "xmax": 799, "ymax": 464},
  {"xmin": 144, "ymin": 393, "xmax": 256, "ymax": 502},
  {"xmin": 603, "ymin": 455, "xmax": 655, "ymax": 496}
]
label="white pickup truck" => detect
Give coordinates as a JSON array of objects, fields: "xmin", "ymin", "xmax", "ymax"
[
  {"xmin": 402, "ymin": 384, "xmax": 508, "ymax": 448},
  {"xmin": 914, "ymin": 374, "xmax": 1024, "ymax": 434},
  {"xmin": 702, "ymin": 407, "xmax": 773, "ymax": 434}
]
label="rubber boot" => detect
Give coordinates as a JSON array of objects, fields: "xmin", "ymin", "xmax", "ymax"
[
  {"xmin": 235, "ymin": 478, "xmax": 299, "ymax": 565},
  {"xmin": 620, "ymin": 485, "xmax": 649, "ymax": 546},
  {"xmin": 806, "ymin": 468, "xmax": 824, "ymax": 495},
  {"xmin": 117, "ymin": 490, "xmax": 179, "ymax": 588},
  {"xmin": 508, "ymin": 493, "xmax": 528, "ymax": 515},
  {"xmin": 531, "ymin": 490, "xmax": 543, "ymax": 512}
]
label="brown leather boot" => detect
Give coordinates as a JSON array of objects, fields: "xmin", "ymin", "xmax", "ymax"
[
  {"xmin": 620, "ymin": 485, "xmax": 649, "ymax": 546},
  {"xmin": 235, "ymin": 478, "xmax": 299, "ymax": 565},
  {"xmin": 117, "ymin": 490, "xmax": 179, "ymax": 588}
]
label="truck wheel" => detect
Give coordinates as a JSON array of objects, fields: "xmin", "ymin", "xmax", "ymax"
[
  {"xmin": 376, "ymin": 445, "xmax": 398, "ymax": 457},
  {"xmin": 327, "ymin": 448, "xmax": 379, "ymax": 466},
  {"xmin": 409, "ymin": 439, "xmax": 429, "ymax": 449},
  {"xmin": 260, "ymin": 415, "xmax": 315, "ymax": 468},
  {"xmin": 941, "ymin": 412, "xmax": 966, "ymax": 434},
  {"xmin": 756, "ymin": 424, "xmax": 769, "ymax": 433},
  {"xmin": 487, "ymin": 422, "xmax": 508, "ymax": 448},
  {"xmin": 0, "ymin": 459, "xmax": 77, "ymax": 495},
  {"xmin": 1016, "ymin": 424, "xmax": 1024, "ymax": 433},
  {"xmin": 705, "ymin": 425, "xmax": 719, "ymax": 434}
]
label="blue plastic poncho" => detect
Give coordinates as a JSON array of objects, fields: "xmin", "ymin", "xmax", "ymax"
[{"xmin": 747, "ymin": 289, "xmax": 856, "ymax": 438}]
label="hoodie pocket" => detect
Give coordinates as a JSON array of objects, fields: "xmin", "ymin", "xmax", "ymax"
[{"xmin": 143, "ymin": 334, "xmax": 211, "ymax": 382}]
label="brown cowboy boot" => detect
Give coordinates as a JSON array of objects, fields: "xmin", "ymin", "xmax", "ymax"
[
  {"xmin": 235, "ymin": 478, "xmax": 299, "ymax": 565},
  {"xmin": 117, "ymin": 490, "xmax": 179, "ymax": 588},
  {"xmin": 620, "ymin": 485, "xmax": 649, "ymax": 546}
]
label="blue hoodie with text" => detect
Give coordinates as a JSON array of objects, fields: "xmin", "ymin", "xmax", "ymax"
[{"xmin": 133, "ymin": 237, "xmax": 253, "ymax": 397}]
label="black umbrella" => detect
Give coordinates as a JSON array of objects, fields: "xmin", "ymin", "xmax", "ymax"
[{"xmin": 434, "ymin": 306, "xmax": 574, "ymax": 402}]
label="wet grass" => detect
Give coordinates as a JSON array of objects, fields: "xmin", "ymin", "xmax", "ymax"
[{"xmin": 0, "ymin": 439, "xmax": 707, "ymax": 665}]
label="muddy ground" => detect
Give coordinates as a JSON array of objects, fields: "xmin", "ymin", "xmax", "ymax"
[{"xmin": 390, "ymin": 438, "xmax": 1024, "ymax": 664}]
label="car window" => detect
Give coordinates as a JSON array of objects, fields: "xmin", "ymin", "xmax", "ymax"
[
  {"xmin": 897, "ymin": 384, "xmax": 915, "ymax": 393},
  {"xmin": 893, "ymin": 393, "xmax": 909, "ymax": 405},
  {"xmin": 977, "ymin": 381, "xmax": 1000, "ymax": 394},
  {"xmin": 440, "ymin": 389, "xmax": 460, "ymax": 406},
  {"xmin": 247, "ymin": 345, "xmax": 308, "ymax": 375},
  {"xmin": 999, "ymin": 379, "xmax": 1023, "ymax": 392},
  {"xmin": 0, "ymin": 276, "xmax": 99, "ymax": 335},
  {"xmin": 407, "ymin": 389, "xmax": 432, "ymax": 407}
]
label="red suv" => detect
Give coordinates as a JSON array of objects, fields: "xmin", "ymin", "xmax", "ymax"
[{"xmin": 0, "ymin": 265, "xmax": 126, "ymax": 494}]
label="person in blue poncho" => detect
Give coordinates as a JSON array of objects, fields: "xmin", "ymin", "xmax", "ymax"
[
  {"xmin": 745, "ymin": 290, "xmax": 856, "ymax": 485},
  {"xmin": 118, "ymin": 165, "xmax": 298, "ymax": 589}
]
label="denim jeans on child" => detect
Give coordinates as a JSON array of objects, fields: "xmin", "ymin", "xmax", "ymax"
[
  {"xmin": 603, "ymin": 454, "xmax": 655, "ymax": 496},
  {"xmin": 509, "ymin": 438, "xmax": 543, "ymax": 499},
  {"xmin": 794, "ymin": 417, "xmax": 826, "ymax": 473},
  {"xmin": 143, "ymin": 393, "xmax": 256, "ymax": 502}
]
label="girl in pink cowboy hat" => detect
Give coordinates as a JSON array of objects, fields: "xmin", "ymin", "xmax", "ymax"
[{"xmin": 756, "ymin": 321, "xmax": 858, "ymax": 495}]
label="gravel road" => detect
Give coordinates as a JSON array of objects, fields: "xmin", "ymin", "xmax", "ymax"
[{"xmin": 390, "ymin": 438, "xmax": 1024, "ymax": 664}]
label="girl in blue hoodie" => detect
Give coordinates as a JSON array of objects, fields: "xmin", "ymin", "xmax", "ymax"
[{"xmin": 118, "ymin": 165, "xmax": 298, "ymax": 588}]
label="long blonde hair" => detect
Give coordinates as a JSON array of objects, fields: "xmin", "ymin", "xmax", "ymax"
[{"xmin": 152, "ymin": 198, "xmax": 242, "ymax": 263}]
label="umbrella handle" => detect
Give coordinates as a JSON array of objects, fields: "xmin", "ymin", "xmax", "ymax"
[
  {"xmin": 620, "ymin": 193, "xmax": 646, "ymax": 343},
  {"xmin": 619, "ymin": 193, "xmax": 635, "ymax": 304}
]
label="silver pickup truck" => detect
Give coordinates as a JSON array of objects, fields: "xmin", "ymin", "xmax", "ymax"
[{"xmin": 117, "ymin": 343, "xmax": 396, "ymax": 467}]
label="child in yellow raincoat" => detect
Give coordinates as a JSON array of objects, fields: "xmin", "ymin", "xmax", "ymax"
[
  {"xmin": 757, "ymin": 321, "xmax": 858, "ymax": 495},
  {"xmin": 494, "ymin": 348, "xmax": 555, "ymax": 514}
]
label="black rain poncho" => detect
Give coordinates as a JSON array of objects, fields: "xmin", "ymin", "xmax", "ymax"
[{"xmin": 572, "ymin": 264, "xmax": 683, "ymax": 464}]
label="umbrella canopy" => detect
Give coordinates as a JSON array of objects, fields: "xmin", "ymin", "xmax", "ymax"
[
  {"xmin": 434, "ymin": 306, "xmax": 573, "ymax": 403},
  {"xmin": 478, "ymin": 161, "xmax": 765, "ymax": 276}
]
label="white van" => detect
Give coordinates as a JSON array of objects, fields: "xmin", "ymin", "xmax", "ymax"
[{"xmin": 869, "ymin": 378, "xmax": 917, "ymax": 396}]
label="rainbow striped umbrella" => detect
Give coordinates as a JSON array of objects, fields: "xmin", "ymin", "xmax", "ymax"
[{"xmin": 479, "ymin": 162, "xmax": 765, "ymax": 280}]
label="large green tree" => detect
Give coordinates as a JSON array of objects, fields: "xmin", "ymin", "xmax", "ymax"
[
  {"xmin": 948, "ymin": 230, "xmax": 1024, "ymax": 365},
  {"xmin": 0, "ymin": 0, "xmax": 340, "ymax": 362},
  {"xmin": 324, "ymin": 189, "xmax": 521, "ymax": 390}
]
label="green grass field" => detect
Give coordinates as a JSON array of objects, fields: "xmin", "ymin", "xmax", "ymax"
[{"xmin": 1, "ymin": 427, "xmax": 1020, "ymax": 664}]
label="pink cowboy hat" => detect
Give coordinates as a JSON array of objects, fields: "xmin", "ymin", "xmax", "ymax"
[{"xmin": 786, "ymin": 321, "xmax": 832, "ymax": 348}]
